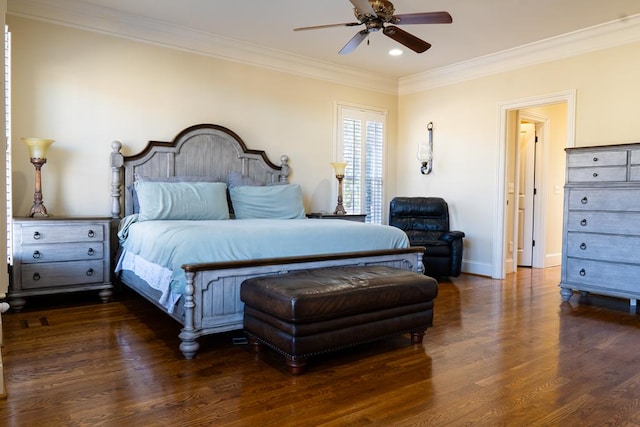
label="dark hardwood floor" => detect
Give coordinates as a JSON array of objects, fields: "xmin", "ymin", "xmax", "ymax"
[{"xmin": 2, "ymin": 267, "xmax": 640, "ymax": 426}]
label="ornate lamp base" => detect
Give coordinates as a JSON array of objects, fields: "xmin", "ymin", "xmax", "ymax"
[{"xmin": 28, "ymin": 158, "xmax": 50, "ymax": 217}]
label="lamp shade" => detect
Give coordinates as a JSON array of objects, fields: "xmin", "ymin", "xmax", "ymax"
[
  {"xmin": 22, "ymin": 138, "xmax": 54, "ymax": 160},
  {"xmin": 330, "ymin": 161, "xmax": 347, "ymax": 176}
]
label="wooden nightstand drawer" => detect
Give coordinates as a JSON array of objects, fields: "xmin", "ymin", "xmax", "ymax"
[
  {"xmin": 9, "ymin": 217, "xmax": 113, "ymax": 312},
  {"xmin": 20, "ymin": 260, "xmax": 104, "ymax": 289},
  {"xmin": 16, "ymin": 223, "xmax": 105, "ymax": 244},
  {"xmin": 16, "ymin": 242, "xmax": 104, "ymax": 264}
]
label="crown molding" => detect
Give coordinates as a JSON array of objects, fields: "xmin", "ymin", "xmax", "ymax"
[
  {"xmin": 7, "ymin": 0, "xmax": 399, "ymax": 95},
  {"xmin": 399, "ymin": 13, "xmax": 640, "ymax": 95},
  {"xmin": 8, "ymin": 0, "xmax": 640, "ymax": 97}
]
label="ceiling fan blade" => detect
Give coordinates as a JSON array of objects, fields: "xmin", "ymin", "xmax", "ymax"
[
  {"xmin": 383, "ymin": 26, "xmax": 431, "ymax": 53},
  {"xmin": 348, "ymin": 0, "xmax": 377, "ymax": 17},
  {"xmin": 393, "ymin": 11, "xmax": 453, "ymax": 25},
  {"xmin": 294, "ymin": 22, "xmax": 361, "ymax": 31},
  {"xmin": 339, "ymin": 30, "xmax": 369, "ymax": 55}
]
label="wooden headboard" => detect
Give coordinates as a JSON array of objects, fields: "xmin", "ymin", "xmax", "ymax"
[{"xmin": 110, "ymin": 123, "xmax": 290, "ymax": 218}]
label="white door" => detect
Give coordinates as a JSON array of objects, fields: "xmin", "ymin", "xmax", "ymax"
[{"xmin": 517, "ymin": 122, "xmax": 536, "ymax": 266}]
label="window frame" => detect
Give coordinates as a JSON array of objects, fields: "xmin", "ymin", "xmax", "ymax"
[{"xmin": 334, "ymin": 103, "xmax": 387, "ymax": 224}]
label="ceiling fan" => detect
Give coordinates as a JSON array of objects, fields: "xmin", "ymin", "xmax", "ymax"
[{"xmin": 293, "ymin": 0, "xmax": 452, "ymax": 55}]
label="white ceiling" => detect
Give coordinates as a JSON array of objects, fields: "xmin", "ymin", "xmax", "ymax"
[{"xmin": 8, "ymin": 0, "xmax": 640, "ymax": 80}]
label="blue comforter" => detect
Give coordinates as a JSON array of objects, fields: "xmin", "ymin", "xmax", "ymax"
[{"xmin": 118, "ymin": 216, "xmax": 409, "ymax": 295}]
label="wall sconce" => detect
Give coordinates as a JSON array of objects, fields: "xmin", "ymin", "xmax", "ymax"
[
  {"xmin": 22, "ymin": 137, "xmax": 54, "ymax": 217},
  {"xmin": 330, "ymin": 161, "xmax": 347, "ymax": 215},
  {"xmin": 417, "ymin": 122, "xmax": 434, "ymax": 175}
]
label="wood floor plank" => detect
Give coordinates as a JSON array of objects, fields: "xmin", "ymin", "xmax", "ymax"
[{"xmin": 3, "ymin": 267, "xmax": 640, "ymax": 425}]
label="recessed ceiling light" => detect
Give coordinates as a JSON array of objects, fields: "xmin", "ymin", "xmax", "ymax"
[{"xmin": 389, "ymin": 49, "xmax": 403, "ymax": 56}]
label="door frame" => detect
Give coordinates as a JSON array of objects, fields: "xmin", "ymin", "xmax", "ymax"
[{"xmin": 493, "ymin": 90, "xmax": 576, "ymax": 279}]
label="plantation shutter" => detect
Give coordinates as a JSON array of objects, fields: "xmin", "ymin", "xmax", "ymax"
[
  {"xmin": 5, "ymin": 25, "xmax": 10, "ymax": 265},
  {"xmin": 337, "ymin": 106, "xmax": 385, "ymax": 224}
]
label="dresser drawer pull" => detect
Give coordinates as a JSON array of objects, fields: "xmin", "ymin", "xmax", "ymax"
[
  {"xmin": 593, "ymin": 157, "xmax": 598, "ymax": 162},
  {"xmin": 580, "ymin": 243, "xmax": 587, "ymax": 250},
  {"xmin": 33, "ymin": 231, "xmax": 41, "ymax": 240},
  {"xmin": 592, "ymin": 172, "xmax": 598, "ymax": 178},
  {"xmin": 86, "ymin": 268, "xmax": 94, "ymax": 277},
  {"xmin": 87, "ymin": 230, "xmax": 95, "ymax": 238},
  {"xmin": 87, "ymin": 248, "xmax": 95, "ymax": 256},
  {"xmin": 579, "ymin": 269, "xmax": 586, "ymax": 276},
  {"xmin": 580, "ymin": 219, "xmax": 588, "ymax": 226},
  {"xmin": 33, "ymin": 272, "xmax": 41, "ymax": 281},
  {"xmin": 581, "ymin": 197, "xmax": 588, "ymax": 204},
  {"xmin": 32, "ymin": 250, "xmax": 41, "ymax": 259}
]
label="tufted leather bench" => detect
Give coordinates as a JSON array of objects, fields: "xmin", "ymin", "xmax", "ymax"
[{"xmin": 240, "ymin": 265, "xmax": 438, "ymax": 374}]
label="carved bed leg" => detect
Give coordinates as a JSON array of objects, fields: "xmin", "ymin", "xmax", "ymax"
[
  {"xmin": 410, "ymin": 330, "xmax": 425, "ymax": 344},
  {"xmin": 178, "ymin": 271, "xmax": 199, "ymax": 359},
  {"xmin": 286, "ymin": 356, "xmax": 307, "ymax": 375}
]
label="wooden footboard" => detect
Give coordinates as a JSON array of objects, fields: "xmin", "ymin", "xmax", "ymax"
[{"xmin": 178, "ymin": 248, "xmax": 425, "ymax": 359}]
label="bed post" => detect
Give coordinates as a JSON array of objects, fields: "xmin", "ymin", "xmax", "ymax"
[
  {"xmin": 110, "ymin": 141, "xmax": 124, "ymax": 219},
  {"xmin": 179, "ymin": 271, "xmax": 199, "ymax": 359},
  {"xmin": 280, "ymin": 155, "xmax": 290, "ymax": 184}
]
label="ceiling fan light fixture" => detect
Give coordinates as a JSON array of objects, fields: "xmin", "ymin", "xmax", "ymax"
[{"xmin": 389, "ymin": 48, "xmax": 403, "ymax": 56}]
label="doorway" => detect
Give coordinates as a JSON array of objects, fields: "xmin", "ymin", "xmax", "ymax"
[{"xmin": 493, "ymin": 90, "xmax": 576, "ymax": 279}]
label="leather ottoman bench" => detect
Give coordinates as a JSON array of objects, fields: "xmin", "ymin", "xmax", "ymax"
[{"xmin": 240, "ymin": 265, "xmax": 438, "ymax": 374}]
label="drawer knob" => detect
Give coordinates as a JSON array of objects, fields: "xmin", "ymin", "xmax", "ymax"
[
  {"xmin": 580, "ymin": 219, "xmax": 588, "ymax": 226},
  {"xmin": 87, "ymin": 248, "xmax": 95, "ymax": 256},
  {"xmin": 32, "ymin": 250, "xmax": 41, "ymax": 259},
  {"xmin": 593, "ymin": 157, "xmax": 598, "ymax": 162},
  {"xmin": 87, "ymin": 230, "xmax": 95, "ymax": 238},
  {"xmin": 580, "ymin": 243, "xmax": 587, "ymax": 250},
  {"xmin": 33, "ymin": 231, "xmax": 41, "ymax": 240},
  {"xmin": 579, "ymin": 269, "xmax": 586, "ymax": 276},
  {"xmin": 86, "ymin": 268, "xmax": 94, "ymax": 277},
  {"xmin": 592, "ymin": 172, "xmax": 598, "ymax": 178},
  {"xmin": 33, "ymin": 272, "xmax": 41, "ymax": 281},
  {"xmin": 581, "ymin": 197, "xmax": 588, "ymax": 204}
]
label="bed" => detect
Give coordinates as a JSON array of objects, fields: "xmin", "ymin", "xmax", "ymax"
[{"xmin": 110, "ymin": 123, "xmax": 425, "ymax": 359}]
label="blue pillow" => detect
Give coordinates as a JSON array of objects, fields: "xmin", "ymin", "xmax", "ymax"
[
  {"xmin": 229, "ymin": 184, "xmax": 306, "ymax": 219},
  {"xmin": 135, "ymin": 181, "xmax": 229, "ymax": 221}
]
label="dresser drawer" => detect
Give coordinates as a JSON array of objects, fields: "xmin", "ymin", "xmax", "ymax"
[
  {"xmin": 567, "ymin": 166, "xmax": 627, "ymax": 183},
  {"xmin": 17, "ymin": 223, "xmax": 105, "ymax": 244},
  {"xmin": 16, "ymin": 242, "xmax": 104, "ymax": 264},
  {"xmin": 20, "ymin": 260, "xmax": 104, "ymax": 289},
  {"xmin": 567, "ymin": 211, "xmax": 640, "ymax": 235},
  {"xmin": 565, "ymin": 258, "xmax": 640, "ymax": 294},
  {"xmin": 567, "ymin": 232, "xmax": 640, "ymax": 262},
  {"xmin": 567, "ymin": 150, "xmax": 627, "ymax": 168},
  {"xmin": 567, "ymin": 188, "xmax": 640, "ymax": 211},
  {"xmin": 630, "ymin": 166, "xmax": 640, "ymax": 182}
]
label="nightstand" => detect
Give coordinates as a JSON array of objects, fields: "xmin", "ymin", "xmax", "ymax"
[
  {"xmin": 307, "ymin": 213, "xmax": 367, "ymax": 222},
  {"xmin": 9, "ymin": 217, "xmax": 112, "ymax": 312}
]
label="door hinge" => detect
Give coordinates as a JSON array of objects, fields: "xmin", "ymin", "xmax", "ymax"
[
  {"xmin": 532, "ymin": 240, "xmax": 536, "ymax": 247},
  {"xmin": 535, "ymin": 135, "xmax": 539, "ymax": 143}
]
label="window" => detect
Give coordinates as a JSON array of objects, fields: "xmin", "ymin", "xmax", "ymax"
[
  {"xmin": 336, "ymin": 105, "xmax": 385, "ymax": 224},
  {"xmin": 5, "ymin": 25, "xmax": 10, "ymax": 266}
]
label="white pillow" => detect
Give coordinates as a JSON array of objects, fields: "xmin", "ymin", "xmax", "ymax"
[
  {"xmin": 229, "ymin": 184, "xmax": 306, "ymax": 219},
  {"xmin": 135, "ymin": 181, "xmax": 229, "ymax": 221}
]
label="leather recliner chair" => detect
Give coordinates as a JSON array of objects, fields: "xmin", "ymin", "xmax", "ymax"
[{"xmin": 389, "ymin": 197, "xmax": 465, "ymax": 278}]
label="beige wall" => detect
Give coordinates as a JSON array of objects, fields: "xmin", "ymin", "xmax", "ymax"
[
  {"xmin": 8, "ymin": 14, "xmax": 640, "ymax": 279},
  {"xmin": 8, "ymin": 16, "xmax": 398, "ymax": 218},
  {"xmin": 398, "ymin": 42, "xmax": 640, "ymax": 275}
]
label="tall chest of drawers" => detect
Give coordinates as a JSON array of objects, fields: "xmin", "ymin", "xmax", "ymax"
[
  {"xmin": 560, "ymin": 143, "xmax": 640, "ymax": 306},
  {"xmin": 9, "ymin": 217, "xmax": 112, "ymax": 312}
]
